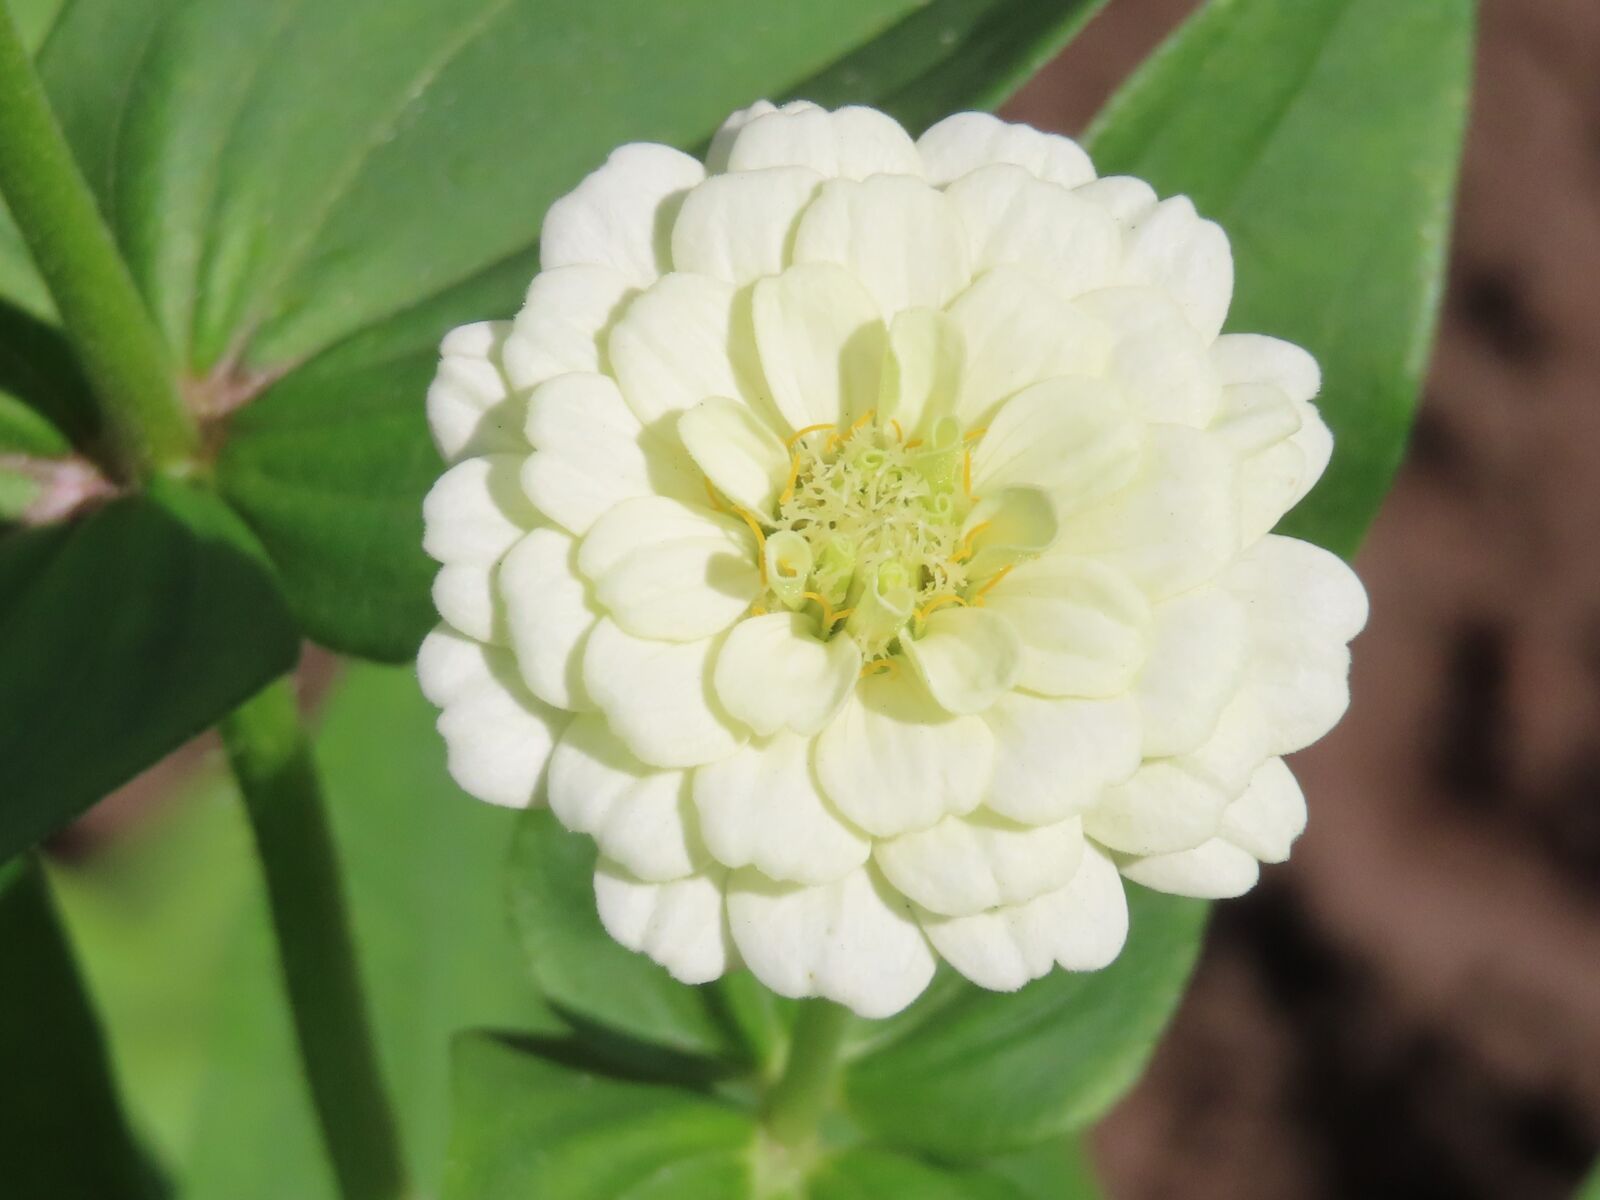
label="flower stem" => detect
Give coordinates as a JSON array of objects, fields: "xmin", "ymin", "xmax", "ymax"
[
  {"xmin": 219, "ymin": 678, "xmax": 408, "ymax": 1200},
  {"xmin": 0, "ymin": 4, "xmax": 197, "ymax": 479},
  {"xmin": 762, "ymin": 998, "xmax": 854, "ymax": 1147}
]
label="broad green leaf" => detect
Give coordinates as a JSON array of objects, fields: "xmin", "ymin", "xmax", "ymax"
[
  {"xmin": 0, "ymin": 300, "xmax": 95, "ymax": 455},
  {"xmin": 983, "ymin": 1139, "xmax": 1103, "ymax": 1199},
  {"xmin": 841, "ymin": 887, "xmax": 1207, "ymax": 1160},
  {"xmin": 52, "ymin": 662, "xmax": 558, "ymax": 1198},
  {"xmin": 796, "ymin": 0, "xmax": 1109, "ymax": 136},
  {"xmin": 1578, "ymin": 1161, "xmax": 1600, "ymax": 1200},
  {"xmin": 1086, "ymin": 0, "xmax": 1476, "ymax": 558},
  {"xmin": 0, "ymin": 858, "xmax": 164, "ymax": 1200},
  {"xmin": 509, "ymin": 808, "xmax": 755, "ymax": 1067},
  {"xmin": 444, "ymin": 1033, "xmax": 755, "ymax": 1200},
  {"xmin": 0, "ymin": 479, "xmax": 297, "ymax": 860},
  {"xmin": 807, "ymin": 1148, "xmax": 1023, "ymax": 1200}
]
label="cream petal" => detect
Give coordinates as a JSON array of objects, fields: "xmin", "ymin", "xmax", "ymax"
[
  {"xmin": 713, "ymin": 612, "xmax": 860, "ymax": 737},
  {"xmin": 670, "ymin": 165, "xmax": 823, "ymax": 284},
  {"xmin": 880, "ymin": 307, "xmax": 963, "ymax": 436},
  {"xmin": 902, "ymin": 606, "xmax": 1021, "ymax": 715},
  {"xmin": 499, "ymin": 527, "xmax": 598, "ymax": 711},
  {"xmin": 609, "ymin": 271, "xmax": 763, "ymax": 427},
  {"xmin": 1120, "ymin": 196, "xmax": 1232, "ymax": 341},
  {"xmin": 594, "ymin": 863, "xmax": 731, "ymax": 985},
  {"xmin": 422, "ymin": 454, "xmax": 536, "ymax": 566},
  {"xmin": 694, "ymin": 733, "xmax": 870, "ymax": 885},
  {"xmin": 1220, "ymin": 757, "xmax": 1306, "ymax": 864},
  {"xmin": 1083, "ymin": 760, "xmax": 1230, "ymax": 856},
  {"xmin": 793, "ymin": 175, "xmax": 970, "ymax": 317},
  {"xmin": 548, "ymin": 715, "xmax": 702, "ymax": 881},
  {"xmin": 502, "ymin": 265, "xmax": 634, "ymax": 392},
  {"xmin": 920, "ymin": 845, "xmax": 1128, "ymax": 989},
  {"xmin": 947, "ymin": 267, "xmax": 1112, "ymax": 428},
  {"xmin": 727, "ymin": 865, "xmax": 935, "ymax": 1018},
  {"xmin": 876, "ymin": 810, "xmax": 1086, "ymax": 917},
  {"xmin": 540, "ymin": 143, "xmax": 704, "ymax": 286},
  {"xmin": 916, "ymin": 111, "xmax": 1095, "ymax": 189},
  {"xmin": 1054, "ymin": 425, "xmax": 1239, "ymax": 600},
  {"xmin": 979, "ymin": 554, "xmax": 1151, "ymax": 697},
  {"xmin": 706, "ymin": 99, "xmax": 791, "ymax": 173},
  {"xmin": 945, "ymin": 164, "xmax": 1121, "ymax": 300},
  {"xmin": 417, "ymin": 625, "xmax": 566, "ymax": 809},
  {"xmin": 753, "ymin": 263, "xmax": 886, "ymax": 431},
  {"xmin": 1209, "ymin": 333, "xmax": 1320, "ymax": 403},
  {"xmin": 1076, "ymin": 286, "xmax": 1220, "ymax": 427},
  {"xmin": 1235, "ymin": 411, "xmax": 1333, "ymax": 544},
  {"xmin": 678, "ymin": 396, "xmax": 790, "ymax": 514},
  {"xmin": 969, "ymin": 376, "xmax": 1142, "ymax": 513},
  {"xmin": 1075, "ymin": 176, "xmax": 1158, "ymax": 227},
  {"xmin": 960, "ymin": 485, "xmax": 1058, "ymax": 583},
  {"xmin": 582, "ymin": 620, "xmax": 744, "ymax": 768},
  {"xmin": 1117, "ymin": 839, "xmax": 1260, "ymax": 900},
  {"xmin": 815, "ymin": 669, "xmax": 993, "ymax": 837},
  {"xmin": 432, "ymin": 563, "xmax": 501, "ymax": 645},
  {"xmin": 1136, "ymin": 586, "xmax": 1249, "ymax": 758},
  {"xmin": 426, "ymin": 321, "xmax": 523, "ymax": 462},
  {"xmin": 983, "ymin": 692, "xmax": 1142, "ymax": 825},
  {"xmin": 726, "ymin": 103, "xmax": 921, "ymax": 180},
  {"xmin": 1210, "ymin": 382, "xmax": 1302, "ymax": 459}
]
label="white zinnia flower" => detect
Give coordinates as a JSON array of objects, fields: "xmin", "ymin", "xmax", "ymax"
[{"xmin": 419, "ymin": 101, "xmax": 1367, "ymax": 1018}]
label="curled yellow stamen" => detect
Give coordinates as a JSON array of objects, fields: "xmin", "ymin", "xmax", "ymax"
[
  {"xmin": 962, "ymin": 447, "xmax": 976, "ymax": 502},
  {"xmin": 963, "ymin": 426, "xmax": 988, "ymax": 442},
  {"xmin": 786, "ymin": 422, "xmax": 836, "ymax": 449},
  {"xmin": 859, "ymin": 657, "xmax": 900, "ymax": 678},
  {"xmin": 779, "ymin": 454, "xmax": 804, "ymax": 506},
  {"xmin": 800, "ymin": 590, "xmax": 847, "ymax": 628},
  {"xmin": 889, "ymin": 419, "xmax": 904, "ymax": 442},
  {"xmin": 702, "ymin": 476, "xmax": 725, "ymax": 512},
  {"xmin": 904, "ymin": 437, "xmax": 924, "ymax": 449},
  {"xmin": 847, "ymin": 408, "xmax": 876, "ymax": 437},
  {"xmin": 731, "ymin": 507, "xmax": 769, "ymax": 583},
  {"xmin": 915, "ymin": 593, "xmax": 968, "ymax": 622},
  {"xmin": 950, "ymin": 521, "xmax": 993, "ymax": 564},
  {"xmin": 971, "ymin": 564, "xmax": 1014, "ymax": 606}
]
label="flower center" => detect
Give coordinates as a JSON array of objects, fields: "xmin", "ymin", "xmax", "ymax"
[{"xmin": 749, "ymin": 412, "xmax": 992, "ymax": 663}]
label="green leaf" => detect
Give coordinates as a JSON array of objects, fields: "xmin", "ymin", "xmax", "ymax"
[
  {"xmin": 807, "ymin": 1148, "xmax": 1023, "ymax": 1200},
  {"xmin": 443, "ymin": 1032, "xmax": 755, "ymax": 1200},
  {"xmin": 841, "ymin": 887, "xmax": 1207, "ymax": 1160},
  {"xmin": 0, "ymin": 479, "xmax": 297, "ymax": 859},
  {"xmin": 1086, "ymin": 0, "xmax": 1476, "ymax": 558},
  {"xmin": 0, "ymin": 298, "xmax": 95, "ymax": 455},
  {"xmin": 509, "ymin": 808, "xmax": 757, "ymax": 1068},
  {"xmin": 795, "ymin": 0, "xmax": 1110, "ymax": 136},
  {"xmin": 0, "ymin": 858, "xmax": 164, "ymax": 1200}
]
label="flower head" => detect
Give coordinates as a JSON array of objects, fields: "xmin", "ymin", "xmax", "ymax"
[{"xmin": 419, "ymin": 102, "xmax": 1367, "ymax": 1018}]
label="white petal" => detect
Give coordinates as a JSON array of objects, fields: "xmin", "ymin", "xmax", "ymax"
[
  {"xmin": 983, "ymin": 692, "xmax": 1141, "ymax": 825},
  {"xmin": 549, "ymin": 715, "xmax": 701, "ymax": 881},
  {"xmin": 500, "ymin": 527, "xmax": 598, "ymax": 711},
  {"xmin": 1117, "ymin": 839, "xmax": 1259, "ymax": 899},
  {"xmin": 970, "ymin": 376, "xmax": 1141, "ymax": 513},
  {"xmin": 815, "ymin": 669, "xmax": 993, "ymax": 837},
  {"xmin": 1083, "ymin": 760, "xmax": 1229, "ymax": 856},
  {"xmin": 945, "ymin": 164, "xmax": 1120, "ymax": 299},
  {"xmin": 694, "ymin": 733, "xmax": 870, "ymax": 885},
  {"xmin": 726, "ymin": 104, "xmax": 921, "ymax": 180},
  {"xmin": 1210, "ymin": 333, "xmax": 1320, "ymax": 404},
  {"xmin": 541, "ymin": 143, "xmax": 704, "ymax": 286},
  {"xmin": 678, "ymin": 396, "xmax": 790, "ymax": 514},
  {"xmin": 422, "ymin": 455, "xmax": 536, "ymax": 565},
  {"xmin": 880, "ymin": 307, "xmax": 963, "ymax": 436},
  {"xmin": 712, "ymin": 612, "xmax": 860, "ymax": 737},
  {"xmin": 594, "ymin": 863, "xmax": 731, "ymax": 985},
  {"xmin": 522, "ymin": 372, "xmax": 698, "ymax": 537},
  {"xmin": 502, "ymin": 265, "xmax": 633, "ymax": 392},
  {"xmin": 582, "ymin": 620, "xmax": 744, "ymax": 768},
  {"xmin": 1210, "ymin": 382, "xmax": 1302, "ymax": 459},
  {"xmin": 947, "ymin": 267, "xmax": 1112, "ymax": 428},
  {"xmin": 417, "ymin": 626, "xmax": 565, "ymax": 808},
  {"xmin": 432, "ymin": 563, "xmax": 501, "ymax": 645},
  {"xmin": 1076, "ymin": 286, "xmax": 1220, "ymax": 427},
  {"xmin": 1136, "ymin": 586, "xmax": 1249, "ymax": 758},
  {"xmin": 670, "ymin": 166, "xmax": 822, "ymax": 284},
  {"xmin": 706, "ymin": 99, "xmax": 789, "ymax": 173},
  {"xmin": 1054, "ymin": 425, "xmax": 1239, "ymax": 600},
  {"xmin": 609, "ymin": 272, "xmax": 764, "ymax": 428},
  {"xmin": 1235, "ymin": 409, "xmax": 1333, "ymax": 544},
  {"xmin": 1225, "ymin": 534, "xmax": 1367, "ymax": 645},
  {"xmin": 902, "ymin": 606, "xmax": 1021, "ymax": 715},
  {"xmin": 793, "ymin": 175, "xmax": 970, "ymax": 317},
  {"xmin": 752, "ymin": 263, "xmax": 885, "ymax": 432},
  {"xmin": 727, "ymin": 865, "xmax": 935, "ymax": 1018},
  {"xmin": 917, "ymin": 111, "xmax": 1094, "ymax": 189},
  {"xmin": 427, "ymin": 321, "xmax": 523, "ymax": 462},
  {"xmin": 580, "ymin": 497, "xmax": 759, "ymax": 641},
  {"xmin": 1075, "ymin": 176, "xmax": 1158, "ymax": 227},
  {"xmin": 1120, "ymin": 196, "xmax": 1232, "ymax": 341},
  {"xmin": 960, "ymin": 485, "xmax": 1059, "ymax": 583},
  {"xmin": 1220, "ymin": 757, "xmax": 1306, "ymax": 864},
  {"xmin": 979, "ymin": 554, "xmax": 1151, "ymax": 697},
  {"xmin": 876, "ymin": 810, "xmax": 1086, "ymax": 917},
  {"xmin": 920, "ymin": 846, "xmax": 1128, "ymax": 990}
]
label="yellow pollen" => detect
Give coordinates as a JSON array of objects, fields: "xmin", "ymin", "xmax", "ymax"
[
  {"xmin": 904, "ymin": 437, "xmax": 924, "ymax": 449},
  {"xmin": 950, "ymin": 521, "xmax": 992, "ymax": 564},
  {"xmin": 749, "ymin": 603, "xmax": 767, "ymax": 617},
  {"xmin": 847, "ymin": 408, "xmax": 877, "ymax": 437},
  {"xmin": 915, "ymin": 593, "xmax": 968, "ymax": 622},
  {"xmin": 962, "ymin": 447, "xmax": 977, "ymax": 502},
  {"xmin": 859, "ymin": 657, "xmax": 900, "ymax": 678},
  {"xmin": 971, "ymin": 564, "xmax": 1014, "ymax": 606}
]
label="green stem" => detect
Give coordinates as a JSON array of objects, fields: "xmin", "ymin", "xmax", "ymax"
[
  {"xmin": 0, "ymin": 2, "xmax": 197, "ymax": 478},
  {"xmin": 219, "ymin": 678, "xmax": 408, "ymax": 1200},
  {"xmin": 763, "ymin": 999, "xmax": 853, "ymax": 1147}
]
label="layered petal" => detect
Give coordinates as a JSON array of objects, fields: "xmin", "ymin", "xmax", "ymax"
[
  {"xmin": 712, "ymin": 612, "xmax": 860, "ymax": 737},
  {"xmin": 917, "ymin": 111, "xmax": 1094, "ymax": 189},
  {"xmin": 500, "ymin": 526, "xmax": 598, "ymax": 710},
  {"xmin": 876, "ymin": 810, "xmax": 1086, "ymax": 917},
  {"xmin": 969, "ymin": 376, "xmax": 1141, "ymax": 512},
  {"xmin": 1083, "ymin": 760, "xmax": 1230, "ymax": 857},
  {"xmin": 1076, "ymin": 286, "xmax": 1220, "ymax": 427},
  {"xmin": 1119, "ymin": 196, "xmax": 1233, "ymax": 341},
  {"xmin": 423, "ymin": 454, "xmax": 536, "ymax": 565},
  {"xmin": 426, "ymin": 321, "xmax": 522, "ymax": 462},
  {"xmin": 983, "ymin": 692, "xmax": 1142, "ymax": 825},
  {"xmin": 595, "ymin": 863, "xmax": 731, "ymax": 985},
  {"xmin": 1135, "ymin": 586, "xmax": 1249, "ymax": 758},
  {"xmin": 678, "ymin": 396, "xmax": 790, "ymax": 514},
  {"xmin": 502, "ymin": 265, "xmax": 633, "ymax": 391},
  {"xmin": 671, "ymin": 165, "xmax": 822, "ymax": 284},
  {"xmin": 725, "ymin": 103, "xmax": 921, "ymax": 180},
  {"xmin": 1116, "ymin": 838, "xmax": 1260, "ymax": 899},
  {"xmin": 902, "ymin": 606, "xmax": 1021, "ymax": 715},
  {"xmin": 753, "ymin": 263, "xmax": 885, "ymax": 431}
]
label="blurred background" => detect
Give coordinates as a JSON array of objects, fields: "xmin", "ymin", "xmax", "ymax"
[
  {"xmin": 1005, "ymin": 0, "xmax": 1600, "ymax": 1195},
  {"xmin": 43, "ymin": 1, "xmax": 1599, "ymax": 1196}
]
